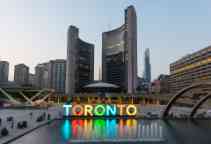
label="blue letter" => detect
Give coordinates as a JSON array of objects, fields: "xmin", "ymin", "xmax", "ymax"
[{"xmin": 106, "ymin": 105, "xmax": 117, "ymax": 116}]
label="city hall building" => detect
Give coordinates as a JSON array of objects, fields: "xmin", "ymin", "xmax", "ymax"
[
  {"xmin": 169, "ymin": 45, "xmax": 211, "ymax": 92},
  {"xmin": 102, "ymin": 6, "xmax": 138, "ymax": 94},
  {"xmin": 66, "ymin": 26, "xmax": 94, "ymax": 96}
]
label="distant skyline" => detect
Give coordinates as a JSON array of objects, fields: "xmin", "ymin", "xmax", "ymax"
[
  {"xmin": 0, "ymin": 0, "xmax": 211, "ymax": 81},
  {"xmin": 144, "ymin": 48, "xmax": 151, "ymax": 83}
]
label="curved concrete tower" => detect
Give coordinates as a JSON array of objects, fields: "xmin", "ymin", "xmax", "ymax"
[{"xmin": 66, "ymin": 26, "xmax": 94, "ymax": 97}]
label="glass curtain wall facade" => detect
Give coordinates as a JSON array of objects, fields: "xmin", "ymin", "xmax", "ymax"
[{"xmin": 102, "ymin": 6, "xmax": 137, "ymax": 94}]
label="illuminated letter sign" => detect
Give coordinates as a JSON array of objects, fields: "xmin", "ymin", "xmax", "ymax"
[
  {"xmin": 63, "ymin": 104, "xmax": 72, "ymax": 116},
  {"xmin": 63, "ymin": 104, "xmax": 137, "ymax": 117},
  {"xmin": 117, "ymin": 104, "xmax": 126, "ymax": 116},
  {"xmin": 106, "ymin": 105, "xmax": 117, "ymax": 116},
  {"xmin": 84, "ymin": 105, "xmax": 93, "ymax": 116},
  {"xmin": 94, "ymin": 105, "xmax": 106, "ymax": 116},
  {"xmin": 126, "ymin": 104, "xmax": 137, "ymax": 116},
  {"xmin": 72, "ymin": 104, "xmax": 83, "ymax": 116}
]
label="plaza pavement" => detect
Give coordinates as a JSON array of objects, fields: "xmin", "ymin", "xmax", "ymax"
[{"xmin": 0, "ymin": 107, "xmax": 63, "ymax": 144}]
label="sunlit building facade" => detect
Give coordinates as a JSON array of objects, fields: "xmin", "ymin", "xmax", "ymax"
[
  {"xmin": 102, "ymin": 5, "xmax": 137, "ymax": 94},
  {"xmin": 169, "ymin": 45, "xmax": 211, "ymax": 92},
  {"xmin": 66, "ymin": 26, "xmax": 94, "ymax": 96}
]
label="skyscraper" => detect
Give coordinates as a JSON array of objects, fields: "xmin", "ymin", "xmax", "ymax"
[
  {"xmin": 102, "ymin": 5, "xmax": 137, "ymax": 94},
  {"xmin": 0, "ymin": 61, "xmax": 9, "ymax": 83},
  {"xmin": 143, "ymin": 48, "xmax": 151, "ymax": 83},
  {"xmin": 14, "ymin": 64, "xmax": 29, "ymax": 86},
  {"xmin": 66, "ymin": 25, "xmax": 94, "ymax": 96},
  {"xmin": 48, "ymin": 59, "xmax": 66, "ymax": 94}
]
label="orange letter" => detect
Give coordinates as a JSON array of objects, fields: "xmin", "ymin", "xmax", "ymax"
[{"xmin": 117, "ymin": 104, "xmax": 126, "ymax": 116}]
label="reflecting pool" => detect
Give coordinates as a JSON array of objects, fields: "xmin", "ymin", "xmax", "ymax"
[
  {"xmin": 11, "ymin": 118, "xmax": 211, "ymax": 144},
  {"xmin": 61, "ymin": 118, "xmax": 163, "ymax": 142}
]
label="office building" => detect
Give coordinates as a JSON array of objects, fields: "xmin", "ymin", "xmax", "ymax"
[
  {"xmin": 48, "ymin": 59, "xmax": 66, "ymax": 94},
  {"xmin": 0, "ymin": 61, "xmax": 9, "ymax": 83},
  {"xmin": 169, "ymin": 45, "xmax": 211, "ymax": 92},
  {"xmin": 35, "ymin": 62, "xmax": 49, "ymax": 89},
  {"xmin": 150, "ymin": 74, "xmax": 169, "ymax": 94},
  {"xmin": 14, "ymin": 64, "xmax": 29, "ymax": 86},
  {"xmin": 29, "ymin": 73, "xmax": 36, "ymax": 87},
  {"xmin": 66, "ymin": 26, "xmax": 94, "ymax": 96},
  {"xmin": 143, "ymin": 48, "xmax": 151, "ymax": 83},
  {"xmin": 102, "ymin": 5, "xmax": 137, "ymax": 94}
]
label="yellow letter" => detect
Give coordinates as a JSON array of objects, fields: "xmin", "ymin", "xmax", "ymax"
[
  {"xmin": 126, "ymin": 105, "xmax": 137, "ymax": 116},
  {"xmin": 84, "ymin": 105, "xmax": 93, "ymax": 116}
]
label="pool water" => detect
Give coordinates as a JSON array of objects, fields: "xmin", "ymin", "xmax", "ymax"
[{"xmin": 11, "ymin": 118, "xmax": 211, "ymax": 144}]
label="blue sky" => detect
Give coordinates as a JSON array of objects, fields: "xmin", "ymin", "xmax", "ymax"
[{"xmin": 1, "ymin": 0, "xmax": 211, "ymax": 81}]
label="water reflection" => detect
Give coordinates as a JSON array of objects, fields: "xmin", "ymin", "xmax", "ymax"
[
  {"xmin": 61, "ymin": 119, "xmax": 72, "ymax": 140},
  {"xmin": 10, "ymin": 119, "xmax": 211, "ymax": 144},
  {"xmin": 61, "ymin": 118, "xmax": 163, "ymax": 141}
]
